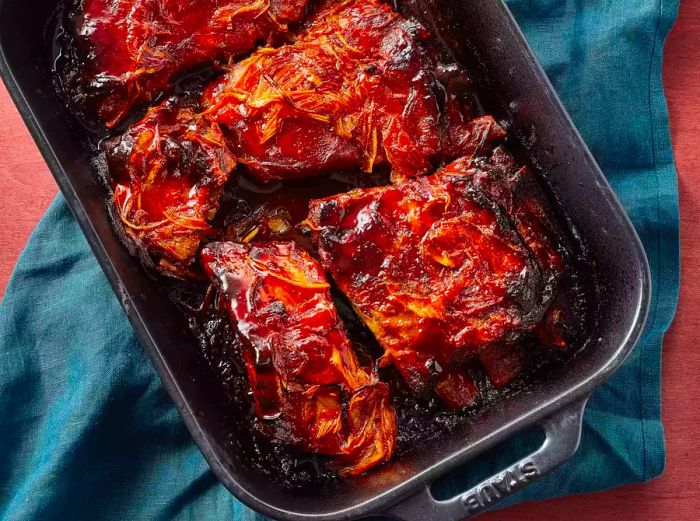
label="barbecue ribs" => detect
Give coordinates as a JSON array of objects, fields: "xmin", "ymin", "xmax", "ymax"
[
  {"xmin": 68, "ymin": 0, "xmax": 311, "ymax": 126},
  {"xmin": 202, "ymin": 0, "xmax": 506, "ymax": 182},
  {"xmin": 305, "ymin": 148, "xmax": 565, "ymax": 401},
  {"xmin": 108, "ymin": 98, "xmax": 237, "ymax": 277},
  {"xmin": 200, "ymin": 241, "xmax": 397, "ymax": 475}
]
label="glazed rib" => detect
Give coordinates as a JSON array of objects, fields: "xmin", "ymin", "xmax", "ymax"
[
  {"xmin": 202, "ymin": 0, "xmax": 506, "ymax": 182},
  {"xmin": 108, "ymin": 98, "xmax": 236, "ymax": 277},
  {"xmin": 67, "ymin": 0, "xmax": 311, "ymax": 127},
  {"xmin": 305, "ymin": 148, "xmax": 565, "ymax": 401},
  {"xmin": 200, "ymin": 241, "xmax": 397, "ymax": 475}
]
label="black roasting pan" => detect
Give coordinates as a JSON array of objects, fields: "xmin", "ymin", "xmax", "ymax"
[{"xmin": 0, "ymin": 0, "xmax": 651, "ymax": 519}]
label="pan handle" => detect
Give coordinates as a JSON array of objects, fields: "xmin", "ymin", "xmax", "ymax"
[{"xmin": 383, "ymin": 398, "xmax": 588, "ymax": 521}]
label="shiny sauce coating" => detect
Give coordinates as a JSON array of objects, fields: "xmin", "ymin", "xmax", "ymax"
[{"xmin": 52, "ymin": 0, "xmax": 597, "ymax": 485}]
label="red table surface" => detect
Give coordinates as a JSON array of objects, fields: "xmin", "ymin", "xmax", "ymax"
[{"xmin": 0, "ymin": 3, "xmax": 698, "ymax": 518}]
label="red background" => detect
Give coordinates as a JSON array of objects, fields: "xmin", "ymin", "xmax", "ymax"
[{"xmin": 1, "ymin": 2, "xmax": 698, "ymax": 518}]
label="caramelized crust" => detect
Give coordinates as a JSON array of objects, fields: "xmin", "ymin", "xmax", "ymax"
[
  {"xmin": 200, "ymin": 241, "xmax": 396, "ymax": 475},
  {"xmin": 305, "ymin": 149, "xmax": 565, "ymax": 400},
  {"xmin": 202, "ymin": 0, "xmax": 506, "ymax": 182},
  {"xmin": 108, "ymin": 98, "xmax": 236, "ymax": 277},
  {"xmin": 69, "ymin": 0, "xmax": 310, "ymax": 126}
]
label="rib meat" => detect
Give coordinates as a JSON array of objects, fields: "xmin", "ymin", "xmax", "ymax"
[
  {"xmin": 200, "ymin": 241, "xmax": 397, "ymax": 475},
  {"xmin": 67, "ymin": 0, "xmax": 310, "ymax": 127},
  {"xmin": 305, "ymin": 148, "xmax": 565, "ymax": 401},
  {"xmin": 108, "ymin": 97, "xmax": 237, "ymax": 277},
  {"xmin": 202, "ymin": 0, "xmax": 506, "ymax": 182}
]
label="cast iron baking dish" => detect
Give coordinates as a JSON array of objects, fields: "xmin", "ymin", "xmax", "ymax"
[{"xmin": 0, "ymin": 0, "xmax": 651, "ymax": 519}]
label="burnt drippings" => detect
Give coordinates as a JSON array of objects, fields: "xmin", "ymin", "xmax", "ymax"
[{"xmin": 50, "ymin": 0, "xmax": 598, "ymax": 488}]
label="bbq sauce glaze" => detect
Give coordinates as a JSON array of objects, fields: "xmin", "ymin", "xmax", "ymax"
[{"xmin": 50, "ymin": 0, "xmax": 598, "ymax": 488}]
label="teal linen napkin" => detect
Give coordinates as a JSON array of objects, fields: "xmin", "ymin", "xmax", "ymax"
[{"xmin": 0, "ymin": 0, "xmax": 680, "ymax": 519}]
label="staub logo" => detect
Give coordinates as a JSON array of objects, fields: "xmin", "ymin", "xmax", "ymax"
[{"xmin": 462, "ymin": 461, "xmax": 539, "ymax": 513}]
